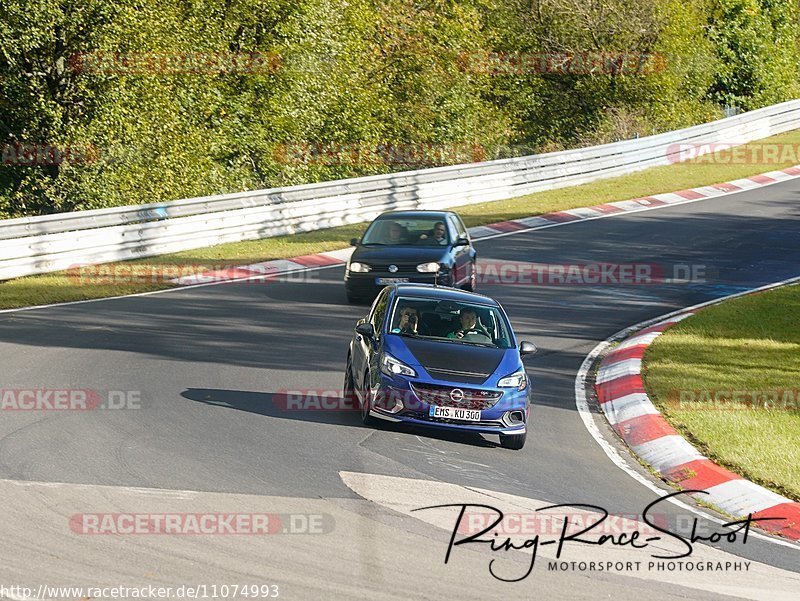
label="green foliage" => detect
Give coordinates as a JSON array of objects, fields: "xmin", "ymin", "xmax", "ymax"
[
  {"xmin": 0, "ymin": 0, "xmax": 798, "ymax": 218},
  {"xmin": 707, "ymin": 0, "xmax": 800, "ymax": 110}
]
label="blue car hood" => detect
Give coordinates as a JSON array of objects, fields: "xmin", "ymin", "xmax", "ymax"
[{"xmin": 385, "ymin": 335, "xmax": 519, "ymax": 386}]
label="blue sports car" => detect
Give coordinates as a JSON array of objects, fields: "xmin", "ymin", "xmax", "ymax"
[{"xmin": 343, "ymin": 283, "xmax": 536, "ymax": 449}]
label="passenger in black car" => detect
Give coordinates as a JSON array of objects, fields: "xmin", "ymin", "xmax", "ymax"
[{"xmin": 387, "ymin": 221, "xmax": 410, "ymax": 244}]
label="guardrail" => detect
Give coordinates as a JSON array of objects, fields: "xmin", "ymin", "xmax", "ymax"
[{"xmin": 2, "ymin": 99, "xmax": 800, "ymax": 280}]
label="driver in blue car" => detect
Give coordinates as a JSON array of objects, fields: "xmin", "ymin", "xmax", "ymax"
[{"xmin": 447, "ymin": 308, "xmax": 488, "ymax": 340}]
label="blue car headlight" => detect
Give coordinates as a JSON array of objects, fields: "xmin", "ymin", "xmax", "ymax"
[
  {"xmin": 498, "ymin": 369, "xmax": 527, "ymax": 391},
  {"xmin": 380, "ymin": 353, "xmax": 417, "ymax": 378}
]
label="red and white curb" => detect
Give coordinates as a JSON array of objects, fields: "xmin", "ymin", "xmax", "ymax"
[
  {"xmin": 172, "ymin": 165, "xmax": 800, "ymax": 286},
  {"xmin": 595, "ymin": 311, "xmax": 800, "ymax": 541},
  {"xmin": 172, "ymin": 248, "xmax": 354, "ymax": 286}
]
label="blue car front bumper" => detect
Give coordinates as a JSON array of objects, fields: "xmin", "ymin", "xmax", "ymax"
[{"xmin": 367, "ymin": 373, "xmax": 529, "ymax": 435}]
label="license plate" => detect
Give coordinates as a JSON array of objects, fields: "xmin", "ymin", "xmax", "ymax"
[
  {"xmin": 376, "ymin": 277, "xmax": 410, "ymax": 285},
  {"xmin": 429, "ymin": 405, "xmax": 481, "ymax": 421}
]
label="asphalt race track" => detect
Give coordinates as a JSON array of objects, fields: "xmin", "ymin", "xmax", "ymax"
[{"xmin": 1, "ymin": 180, "xmax": 800, "ymax": 599}]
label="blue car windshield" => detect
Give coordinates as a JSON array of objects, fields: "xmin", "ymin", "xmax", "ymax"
[
  {"xmin": 361, "ymin": 217, "xmax": 449, "ymax": 246},
  {"xmin": 389, "ymin": 297, "xmax": 514, "ymax": 349}
]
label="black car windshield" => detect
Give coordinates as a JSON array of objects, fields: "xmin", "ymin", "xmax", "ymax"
[
  {"xmin": 388, "ymin": 297, "xmax": 514, "ymax": 349},
  {"xmin": 361, "ymin": 217, "xmax": 449, "ymax": 246}
]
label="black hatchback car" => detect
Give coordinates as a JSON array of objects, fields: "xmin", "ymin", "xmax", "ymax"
[{"xmin": 344, "ymin": 210, "xmax": 477, "ymax": 303}]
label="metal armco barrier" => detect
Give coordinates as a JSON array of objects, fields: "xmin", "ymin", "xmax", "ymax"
[{"xmin": 2, "ymin": 99, "xmax": 800, "ymax": 280}]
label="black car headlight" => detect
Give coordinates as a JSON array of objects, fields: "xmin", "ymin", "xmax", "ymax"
[
  {"xmin": 416, "ymin": 262, "xmax": 440, "ymax": 273},
  {"xmin": 348, "ymin": 262, "xmax": 371, "ymax": 273}
]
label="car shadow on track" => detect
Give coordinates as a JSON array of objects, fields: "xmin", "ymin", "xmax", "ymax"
[{"xmin": 181, "ymin": 387, "xmax": 499, "ymax": 448}]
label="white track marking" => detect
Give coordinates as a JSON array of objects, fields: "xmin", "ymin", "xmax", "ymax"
[
  {"xmin": 596, "ymin": 358, "xmax": 643, "ymax": 383},
  {"xmin": 631, "ymin": 436, "xmax": 706, "ymax": 472},
  {"xmin": 603, "ymin": 393, "xmax": 660, "ymax": 425},
  {"xmin": 704, "ymin": 480, "xmax": 793, "ymax": 516}
]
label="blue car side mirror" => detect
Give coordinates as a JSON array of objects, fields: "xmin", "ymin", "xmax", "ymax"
[
  {"xmin": 356, "ymin": 323, "xmax": 375, "ymax": 338},
  {"xmin": 519, "ymin": 341, "xmax": 537, "ymax": 355}
]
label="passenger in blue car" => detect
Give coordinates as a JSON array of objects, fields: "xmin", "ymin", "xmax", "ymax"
[{"xmin": 392, "ymin": 305, "xmax": 420, "ymax": 334}]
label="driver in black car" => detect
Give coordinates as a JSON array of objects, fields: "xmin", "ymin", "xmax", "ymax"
[{"xmin": 418, "ymin": 221, "xmax": 448, "ymax": 245}]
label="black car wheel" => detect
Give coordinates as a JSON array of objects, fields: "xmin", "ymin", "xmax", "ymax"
[
  {"xmin": 346, "ymin": 290, "xmax": 362, "ymax": 304},
  {"xmin": 360, "ymin": 373, "xmax": 377, "ymax": 426},
  {"xmin": 343, "ymin": 356, "xmax": 357, "ymax": 410},
  {"xmin": 463, "ymin": 261, "xmax": 477, "ymax": 292},
  {"xmin": 499, "ymin": 431, "xmax": 526, "ymax": 450}
]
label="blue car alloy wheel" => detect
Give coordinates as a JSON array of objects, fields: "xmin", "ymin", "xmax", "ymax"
[{"xmin": 345, "ymin": 283, "xmax": 537, "ymax": 449}]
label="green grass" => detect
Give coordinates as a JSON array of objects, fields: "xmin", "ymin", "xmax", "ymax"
[
  {"xmin": 3, "ymin": 129, "xmax": 800, "ymax": 310},
  {"xmin": 644, "ymin": 283, "xmax": 800, "ymax": 501}
]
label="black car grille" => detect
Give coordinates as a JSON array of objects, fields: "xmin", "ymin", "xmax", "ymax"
[
  {"xmin": 411, "ymin": 382, "xmax": 502, "ymax": 410},
  {"xmin": 368, "ymin": 262, "xmax": 419, "ymax": 274},
  {"xmin": 402, "ymin": 410, "xmax": 504, "ymax": 428}
]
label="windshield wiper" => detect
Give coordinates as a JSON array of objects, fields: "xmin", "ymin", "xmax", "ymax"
[
  {"xmin": 393, "ymin": 332, "xmax": 496, "ymax": 347},
  {"xmin": 424, "ymin": 337, "xmax": 496, "ymax": 347}
]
